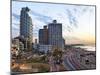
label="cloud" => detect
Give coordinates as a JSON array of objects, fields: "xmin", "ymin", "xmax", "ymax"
[
  {"xmin": 65, "ymin": 6, "xmax": 93, "ymax": 29},
  {"xmin": 82, "ymin": 7, "xmax": 88, "ymax": 12},
  {"xmin": 12, "ymin": 13, "xmax": 20, "ymax": 38},
  {"xmin": 66, "ymin": 9, "xmax": 78, "ymax": 28},
  {"xmin": 12, "ymin": 23, "xmax": 19, "ymax": 30},
  {"xmin": 12, "ymin": 13, "xmax": 20, "ymax": 20},
  {"xmin": 67, "ymin": 26, "xmax": 73, "ymax": 32},
  {"xmin": 63, "ymin": 24, "xmax": 73, "ymax": 33},
  {"xmin": 30, "ymin": 10, "xmax": 53, "ymax": 24},
  {"xmin": 12, "ymin": 27, "xmax": 19, "ymax": 38}
]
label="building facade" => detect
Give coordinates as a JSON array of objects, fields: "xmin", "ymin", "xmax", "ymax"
[
  {"xmin": 39, "ymin": 26, "xmax": 48, "ymax": 45},
  {"xmin": 20, "ymin": 7, "xmax": 33, "ymax": 51},
  {"xmin": 48, "ymin": 20, "xmax": 64, "ymax": 50},
  {"xmin": 38, "ymin": 45, "xmax": 52, "ymax": 53},
  {"xmin": 11, "ymin": 38, "xmax": 24, "ymax": 57}
]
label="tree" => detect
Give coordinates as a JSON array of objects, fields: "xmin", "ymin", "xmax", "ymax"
[{"xmin": 52, "ymin": 48, "xmax": 63, "ymax": 64}]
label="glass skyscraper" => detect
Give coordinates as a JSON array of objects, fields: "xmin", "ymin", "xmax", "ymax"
[{"xmin": 20, "ymin": 7, "xmax": 33, "ymax": 51}]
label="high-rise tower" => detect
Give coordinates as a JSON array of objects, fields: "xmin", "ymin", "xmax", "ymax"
[
  {"xmin": 20, "ymin": 7, "xmax": 33, "ymax": 51},
  {"xmin": 39, "ymin": 26, "xmax": 48, "ymax": 45},
  {"xmin": 48, "ymin": 20, "xmax": 64, "ymax": 50}
]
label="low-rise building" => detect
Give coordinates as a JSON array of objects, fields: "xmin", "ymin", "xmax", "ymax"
[
  {"xmin": 38, "ymin": 45, "xmax": 52, "ymax": 53},
  {"xmin": 19, "ymin": 41, "xmax": 24, "ymax": 51},
  {"xmin": 11, "ymin": 38, "xmax": 24, "ymax": 57}
]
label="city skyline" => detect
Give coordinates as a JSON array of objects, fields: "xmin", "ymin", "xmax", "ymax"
[{"xmin": 12, "ymin": 1, "xmax": 95, "ymax": 45}]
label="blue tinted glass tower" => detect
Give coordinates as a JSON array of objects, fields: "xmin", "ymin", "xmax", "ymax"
[{"xmin": 20, "ymin": 7, "xmax": 33, "ymax": 51}]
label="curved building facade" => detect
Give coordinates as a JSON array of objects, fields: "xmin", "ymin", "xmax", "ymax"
[{"xmin": 20, "ymin": 7, "xmax": 33, "ymax": 51}]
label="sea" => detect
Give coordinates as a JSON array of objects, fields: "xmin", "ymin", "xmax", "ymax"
[{"xmin": 73, "ymin": 45, "xmax": 96, "ymax": 51}]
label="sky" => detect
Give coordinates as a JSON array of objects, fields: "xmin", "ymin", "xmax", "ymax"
[{"xmin": 12, "ymin": 1, "xmax": 95, "ymax": 45}]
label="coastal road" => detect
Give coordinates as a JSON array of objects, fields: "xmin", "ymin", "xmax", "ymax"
[
  {"xmin": 49, "ymin": 49, "xmax": 88, "ymax": 71},
  {"xmin": 63, "ymin": 50, "xmax": 87, "ymax": 70},
  {"xmin": 63, "ymin": 54, "xmax": 76, "ymax": 70},
  {"xmin": 49, "ymin": 56, "xmax": 60, "ymax": 72},
  {"xmin": 63, "ymin": 56, "xmax": 75, "ymax": 70}
]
